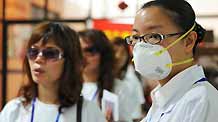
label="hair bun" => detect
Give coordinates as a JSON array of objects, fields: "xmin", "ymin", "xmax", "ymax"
[{"xmin": 194, "ymin": 22, "xmax": 206, "ymax": 42}]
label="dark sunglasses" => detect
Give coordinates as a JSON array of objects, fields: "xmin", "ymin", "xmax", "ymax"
[
  {"xmin": 27, "ymin": 47, "xmax": 64, "ymax": 61},
  {"xmin": 83, "ymin": 46, "xmax": 99, "ymax": 54}
]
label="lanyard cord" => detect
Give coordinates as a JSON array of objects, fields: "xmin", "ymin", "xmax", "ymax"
[
  {"xmin": 194, "ymin": 77, "xmax": 207, "ymax": 84},
  {"xmin": 30, "ymin": 97, "xmax": 61, "ymax": 122},
  {"xmin": 30, "ymin": 98, "xmax": 36, "ymax": 122},
  {"xmin": 91, "ymin": 89, "xmax": 99, "ymax": 101}
]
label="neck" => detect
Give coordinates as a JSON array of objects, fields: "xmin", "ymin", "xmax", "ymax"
[
  {"xmin": 83, "ymin": 71, "xmax": 99, "ymax": 83},
  {"xmin": 159, "ymin": 61, "xmax": 196, "ymax": 86},
  {"xmin": 38, "ymin": 83, "xmax": 59, "ymax": 104},
  {"xmin": 114, "ymin": 68, "xmax": 122, "ymax": 79}
]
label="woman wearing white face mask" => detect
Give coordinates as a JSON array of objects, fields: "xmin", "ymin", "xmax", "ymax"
[{"xmin": 125, "ymin": 0, "xmax": 218, "ymax": 122}]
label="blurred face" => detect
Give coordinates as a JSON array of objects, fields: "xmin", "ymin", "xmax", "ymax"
[
  {"xmin": 133, "ymin": 6, "xmax": 189, "ymax": 74},
  {"xmin": 114, "ymin": 44, "xmax": 128, "ymax": 72},
  {"xmin": 80, "ymin": 38, "xmax": 100, "ymax": 73},
  {"xmin": 27, "ymin": 40, "xmax": 64, "ymax": 85}
]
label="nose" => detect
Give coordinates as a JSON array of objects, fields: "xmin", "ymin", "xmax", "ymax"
[{"xmin": 83, "ymin": 53, "xmax": 89, "ymax": 61}]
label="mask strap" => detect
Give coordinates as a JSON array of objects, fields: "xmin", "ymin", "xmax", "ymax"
[
  {"xmin": 155, "ymin": 23, "xmax": 196, "ymax": 56},
  {"xmin": 166, "ymin": 58, "xmax": 194, "ymax": 68}
]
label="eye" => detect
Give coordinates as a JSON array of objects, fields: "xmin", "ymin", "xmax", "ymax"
[
  {"xmin": 84, "ymin": 46, "xmax": 99, "ymax": 54},
  {"xmin": 148, "ymin": 34, "xmax": 162, "ymax": 40},
  {"xmin": 146, "ymin": 33, "xmax": 162, "ymax": 44},
  {"xmin": 132, "ymin": 35, "xmax": 140, "ymax": 40},
  {"xmin": 27, "ymin": 48, "xmax": 39, "ymax": 58},
  {"xmin": 125, "ymin": 35, "xmax": 141, "ymax": 45},
  {"xmin": 43, "ymin": 48, "xmax": 60, "ymax": 59}
]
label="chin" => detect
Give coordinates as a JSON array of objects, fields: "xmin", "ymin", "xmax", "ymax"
[
  {"xmin": 32, "ymin": 77, "xmax": 46, "ymax": 84},
  {"xmin": 84, "ymin": 67, "xmax": 97, "ymax": 73}
]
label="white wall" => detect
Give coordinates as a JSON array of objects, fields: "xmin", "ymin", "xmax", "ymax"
[
  {"xmin": 91, "ymin": 0, "xmax": 138, "ymax": 18},
  {"xmin": 196, "ymin": 17, "xmax": 218, "ymax": 42},
  {"xmin": 61, "ymin": 0, "xmax": 218, "ymax": 41},
  {"xmin": 61, "ymin": 0, "xmax": 90, "ymax": 19},
  {"xmin": 188, "ymin": 0, "xmax": 218, "ymax": 15},
  {"xmin": 188, "ymin": 0, "xmax": 218, "ymax": 41}
]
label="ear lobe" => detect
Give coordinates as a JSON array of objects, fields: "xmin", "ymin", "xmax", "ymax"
[{"xmin": 184, "ymin": 31, "xmax": 197, "ymax": 53}]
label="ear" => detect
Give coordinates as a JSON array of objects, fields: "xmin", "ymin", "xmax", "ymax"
[{"xmin": 183, "ymin": 31, "xmax": 197, "ymax": 53}]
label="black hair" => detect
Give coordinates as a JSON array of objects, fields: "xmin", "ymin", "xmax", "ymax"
[{"xmin": 141, "ymin": 0, "xmax": 206, "ymax": 54}]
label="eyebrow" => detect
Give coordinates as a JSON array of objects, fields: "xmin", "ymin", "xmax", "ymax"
[
  {"xmin": 132, "ymin": 29, "xmax": 138, "ymax": 32},
  {"xmin": 31, "ymin": 45, "xmax": 59, "ymax": 49},
  {"xmin": 132, "ymin": 25, "xmax": 163, "ymax": 33},
  {"xmin": 147, "ymin": 25, "xmax": 163, "ymax": 30}
]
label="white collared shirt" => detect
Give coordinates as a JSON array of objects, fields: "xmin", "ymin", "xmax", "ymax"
[
  {"xmin": 141, "ymin": 65, "xmax": 218, "ymax": 122},
  {"xmin": 82, "ymin": 82, "xmax": 99, "ymax": 102},
  {"xmin": 0, "ymin": 97, "xmax": 106, "ymax": 122}
]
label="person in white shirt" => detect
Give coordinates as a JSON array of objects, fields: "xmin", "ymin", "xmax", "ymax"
[
  {"xmin": 0, "ymin": 22, "xmax": 106, "ymax": 122},
  {"xmin": 125, "ymin": 65, "xmax": 146, "ymax": 120},
  {"xmin": 79, "ymin": 29, "xmax": 115, "ymax": 105},
  {"xmin": 79, "ymin": 30, "xmax": 133, "ymax": 122},
  {"xmin": 112, "ymin": 37, "xmax": 145, "ymax": 121},
  {"xmin": 124, "ymin": 0, "xmax": 218, "ymax": 122}
]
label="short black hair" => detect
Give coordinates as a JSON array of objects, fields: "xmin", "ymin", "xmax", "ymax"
[{"xmin": 141, "ymin": 0, "xmax": 206, "ymax": 54}]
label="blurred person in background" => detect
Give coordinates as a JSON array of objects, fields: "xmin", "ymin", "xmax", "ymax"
[
  {"xmin": 112, "ymin": 37, "xmax": 145, "ymax": 122},
  {"xmin": 79, "ymin": 29, "xmax": 132, "ymax": 122},
  {"xmin": 0, "ymin": 22, "xmax": 106, "ymax": 122},
  {"xmin": 125, "ymin": 0, "xmax": 218, "ymax": 121}
]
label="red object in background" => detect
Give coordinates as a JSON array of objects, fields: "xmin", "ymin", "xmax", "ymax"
[
  {"xmin": 93, "ymin": 19, "xmax": 132, "ymax": 31},
  {"xmin": 93, "ymin": 19, "xmax": 132, "ymax": 40},
  {"xmin": 93, "ymin": 19, "xmax": 133, "ymax": 59},
  {"xmin": 118, "ymin": 1, "xmax": 128, "ymax": 10}
]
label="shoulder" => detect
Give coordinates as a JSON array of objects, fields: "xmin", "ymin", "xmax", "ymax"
[
  {"xmin": 182, "ymin": 82, "xmax": 209, "ymax": 105},
  {"xmin": 188, "ymin": 82, "xmax": 218, "ymax": 109},
  {"xmin": 178, "ymin": 82, "xmax": 213, "ymax": 112},
  {"xmin": 185, "ymin": 81, "xmax": 218, "ymax": 101},
  {"xmin": 1, "ymin": 97, "xmax": 25, "ymax": 112},
  {"xmin": 0, "ymin": 97, "xmax": 26, "ymax": 121},
  {"xmin": 176, "ymin": 82, "xmax": 218, "ymax": 121}
]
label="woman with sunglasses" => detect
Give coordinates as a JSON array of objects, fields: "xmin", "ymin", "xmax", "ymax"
[
  {"xmin": 79, "ymin": 29, "xmax": 132, "ymax": 122},
  {"xmin": 0, "ymin": 22, "xmax": 106, "ymax": 122},
  {"xmin": 125, "ymin": 0, "xmax": 218, "ymax": 122}
]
